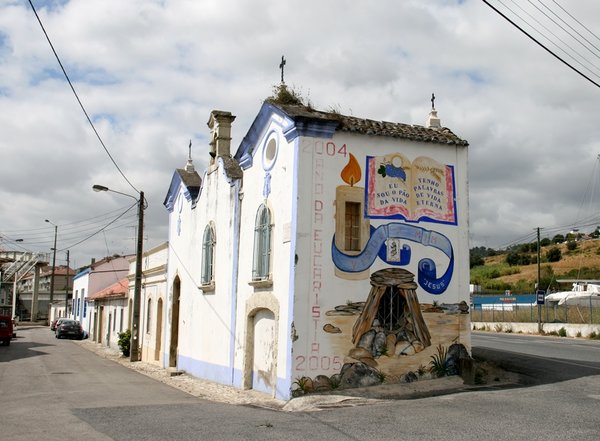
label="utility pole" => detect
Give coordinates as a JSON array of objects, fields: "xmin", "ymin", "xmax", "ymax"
[
  {"xmin": 65, "ymin": 250, "xmax": 70, "ymax": 317},
  {"xmin": 537, "ymin": 227, "xmax": 542, "ymax": 333}
]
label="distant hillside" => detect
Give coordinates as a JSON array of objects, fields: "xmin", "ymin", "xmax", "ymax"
[{"xmin": 471, "ymin": 239, "xmax": 600, "ymax": 292}]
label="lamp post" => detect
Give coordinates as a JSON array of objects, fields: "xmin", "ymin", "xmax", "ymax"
[
  {"xmin": 93, "ymin": 184, "xmax": 144, "ymax": 362},
  {"xmin": 45, "ymin": 219, "xmax": 58, "ymax": 306}
]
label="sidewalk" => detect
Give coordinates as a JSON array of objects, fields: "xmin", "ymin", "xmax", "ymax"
[{"xmin": 75, "ymin": 338, "xmax": 520, "ymax": 412}]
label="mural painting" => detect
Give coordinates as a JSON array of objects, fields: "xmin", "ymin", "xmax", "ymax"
[{"xmin": 294, "ymin": 141, "xmax": 469, "ymax": 396}]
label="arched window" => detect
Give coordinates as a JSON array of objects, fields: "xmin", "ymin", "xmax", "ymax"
[
  {"xmin": 252, "ymin": 204, "xmax": 272, "ymax": 281},
  {"xmin": 201, "ymin": 223, "xmax": 216, "ymax": 286},
  {"xmin": 146, "ymin": 298, "xmax": 152, "ymax": 333}
]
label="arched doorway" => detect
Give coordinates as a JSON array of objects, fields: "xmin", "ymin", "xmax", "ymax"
[
  {"xmin": 155, "ymin": 298, "xmax": 163, "ymax": 362},
  {"xmin": 169, "ymin": 276, "xmax": 180, "ymax": 368},
  {"xmin": 249, "ymin": 308, "xmax": 276, "ymax": 395}
]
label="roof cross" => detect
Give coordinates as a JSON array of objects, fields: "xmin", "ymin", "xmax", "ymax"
[
  {"xmin": 279, "ymin": 55, "xmax": 286, "ymax": 83},
  {"xmin": 431, "ymin": 93, "xmax": 436, "ymax": 110}
]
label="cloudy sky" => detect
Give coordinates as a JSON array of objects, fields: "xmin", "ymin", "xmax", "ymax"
[{"xmin": 1, "ymin": 0, "xmax": 600, "ymax": 270}]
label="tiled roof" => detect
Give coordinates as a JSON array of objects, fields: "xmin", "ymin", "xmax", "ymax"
[
  {"xmin": 271, "ymin": 102, "xmax": 469, "ymax": 146},
  {"xmin": 176, "ymin": 168, "xmax": 202, "ymax": 189},
  {"xmin": 88, "ymin": 278, "xmax": 128, "ymax": 300}
]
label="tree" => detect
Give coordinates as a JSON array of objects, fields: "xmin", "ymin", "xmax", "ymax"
[
  {"xmin": 540, "ymin": 237, "xmax": 551, "ymax": 247},
  {"xmin": 566, "ymin": 241, "xmax": 577, "ymax": 251},
  {"xmin": 552, "ymin": 234, "xmax": 564, "ymax": 244},
  {"xmin": 506, "ymin": 251, "xmax": 520, "ymax": 266},
  {"xmin": 546, "ymin": 247, "xmax": 561, "ymax": 262},
  {"xmin": 470, "ymin": 254, "xmax": 484, "ymax": 268}
]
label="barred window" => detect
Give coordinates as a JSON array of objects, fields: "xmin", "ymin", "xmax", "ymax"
[{"xmin": 344, "ymin": 201, "xmax": 361, "ymax": 251}]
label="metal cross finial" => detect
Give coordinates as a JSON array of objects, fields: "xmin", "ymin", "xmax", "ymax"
[
  {"xmin": 188, "ymin": 139, "xmax": 192, "ymax": 160},
  {"xmin": 279, "ymin": 55, "xmax": 286, "ymax": 83},
  {"xmin": 431, "ymin": 93, "xmax": 435, "ymax": 110}
]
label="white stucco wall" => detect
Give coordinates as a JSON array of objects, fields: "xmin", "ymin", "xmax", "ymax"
[
  {"xmin": 135, "ymin": 242, "xmax": 168, "ymax": 365},
  {"xmin": 233, "ymin": 120, "xmax": 296, "ymax": 399},
  {"xmin": 166, "ymin": 163, "xmax": 239, "ymax": 383}
]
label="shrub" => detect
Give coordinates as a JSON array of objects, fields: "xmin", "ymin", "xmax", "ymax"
[
  {"xmin": 429, "ymin": 344, "xmax": 449, "ymax": 377},
  {"xmin": 566, "ymin": 241, "xmax": 577, "ymax": 251},
  {"xmin": 558, "ymin": 327, "xmax": 567, "ymax": 337},
  {"xmin": 546, "ymin": 247, "xmax": 562, "ymax": 262},
  {"xmin": 117, "ymin": 329, "xmax": 131, "ymax": 357}
]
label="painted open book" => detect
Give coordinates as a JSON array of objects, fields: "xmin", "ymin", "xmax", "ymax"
[{"xmin": 365, "ymin": 153, "xmax": 457, "ymax": 225}]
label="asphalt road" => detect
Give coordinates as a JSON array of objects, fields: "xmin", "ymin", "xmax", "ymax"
[
  {"xmin": 472, "ymin": 331, "xmax": 600, "ymax": 384},
  {"xmin": 1, "ymin": 326, "xmax": 599, "ymax": 441}
]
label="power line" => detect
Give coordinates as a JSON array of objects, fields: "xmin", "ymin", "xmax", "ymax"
[
  {"xmin": 60, "ymin": 202, "xmax": 138, "ymax": 250},
  {"xmin": 550, "ymin": 0, "xmax": 600, "ymax": 45},
  {"xmin": 503, "ymin": 0, "xmax": 600, "ymax": 78},
  {"xmin": 27, "ymin": 0, "xmax": 139, "ymax": 194},
  {"xmin": 481, "ymin": 0, "xmax": 600, "ymax": 89},
  {"xmin": 538, "ymin": 0, "xmax": 600, "ymax": 57}
]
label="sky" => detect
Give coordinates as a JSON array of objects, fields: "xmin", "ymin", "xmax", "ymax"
[{"xmin": 1, "ymin": 0, "xmax": 600, "ymax": 270}]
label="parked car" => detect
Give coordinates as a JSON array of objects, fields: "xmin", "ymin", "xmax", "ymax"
[
  {"xmin": 51, "ymin": 317, "xmax": 68, "ymax": 332},
  {"xmin": 0, "ymin": 315, "xmax": 14, "ymax": 346},
  {"xmin": 55, "ymin": 320, "xmax": 84, "ymax": 340}
]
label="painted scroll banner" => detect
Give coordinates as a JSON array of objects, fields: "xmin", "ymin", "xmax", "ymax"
[
  {"xmin": 331, "ymin": 223, "xmax": 454, "ymax": 294},
  {"xmin": 366, "ymin": 153, "xmax": 457, "ymax": 225}
]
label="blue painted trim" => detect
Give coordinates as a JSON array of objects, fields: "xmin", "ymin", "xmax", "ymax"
[
  {"xmin": 177, "ymin": 354, "xmax": 233, "ymax": 385},
  {"xmin": 73, "ymin": 267, "xmax": 91, "ymax": 280},
  {"xmin": 234, "ymin": 102, "xmax": 338, "ymax": 171},
  {"xmin": 163, "ymin": 171, "xmax": 199, "ymax": 213},
  {"xmin": 176, "ymin": 355, "xmax": 291, "ymax": 400},
  {"xmin": 282, "ymin": 119, "xmax": 338, "ymax": 143}
]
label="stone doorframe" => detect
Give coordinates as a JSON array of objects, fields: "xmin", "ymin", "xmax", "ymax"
[{"xmin": 242, "ymin": 292, "xmax": 279, "ymax": 397}]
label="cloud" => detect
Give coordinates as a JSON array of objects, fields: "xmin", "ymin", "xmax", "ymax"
[{"xmin": 1, "ymin": 0, "xmax": 599, "ymax": 269}]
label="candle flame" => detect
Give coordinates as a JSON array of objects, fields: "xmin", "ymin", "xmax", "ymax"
[{"xmin": 341, "ymin": 153, "xmax": 361, "ymax": 186}]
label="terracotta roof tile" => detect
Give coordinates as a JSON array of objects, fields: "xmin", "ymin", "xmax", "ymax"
[
  {"xmin": 88, "ymin": 278, "xmax": 128, "ymax": 300},
  {"xmin": 272, "ymin": 102, "xmax": 468, "ymax": 146}
]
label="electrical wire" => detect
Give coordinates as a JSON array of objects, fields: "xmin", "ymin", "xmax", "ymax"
[
  {"xmin": 27, "ymin": 0, "xmax": 139, "ymax": 194},
  {"xmin": 481, "ymin": 0, "xmax": 600, "ymax": 89},
  {"xmin": 59, "ymin": 201, "xmax": 138, "ymax": 251}
]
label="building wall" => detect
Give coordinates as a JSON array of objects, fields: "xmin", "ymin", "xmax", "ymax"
[
  {"xmin": 233, "ymin": 120, "xmax": 296, "ymax": 398},
  {"xmin": 290, "ymin": 131, "xmax": 470, "ymax": 387},
  {"xmin": 137, "ymin": 242, "xmax": 168, "ymax": 365},
  {"xmin": 95, "ymin": 298, "xmax": 127, "ymax": 351},
  {"xmin": 72, "ymin": 271, "xmax": 90, "ymax": 331},
  {"xmin": 165, "ymin": 104, "xmax": 469, "ymax": 401},
  {"xmin": 166, "ymin": 164, "xmax": 238, "ymax": 383}
]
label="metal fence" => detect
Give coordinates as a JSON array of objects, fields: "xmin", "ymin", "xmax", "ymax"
[{"xmin": 471, "ymin": 301, "xmax": 599, "ymax": 324}]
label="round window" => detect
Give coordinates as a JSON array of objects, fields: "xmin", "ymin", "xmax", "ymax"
[{"xmin": 262, "ymin": 132, "xmax": 278, "ymax": 171}]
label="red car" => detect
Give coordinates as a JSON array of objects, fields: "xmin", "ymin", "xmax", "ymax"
[{"xmin": 0, "ymin": 315, "xmax": 14, "ymax": 346}]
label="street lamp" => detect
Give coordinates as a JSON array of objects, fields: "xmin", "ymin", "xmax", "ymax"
[
  {"xmin": 45, "ymin": 219, "xmax": 58, "ymax": 305},
  {"xmin": 93, "ymin": 184, "xmax": 145, "ymax": 362}
]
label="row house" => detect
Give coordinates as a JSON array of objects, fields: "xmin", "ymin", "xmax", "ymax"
[
  {"xmin": 19, "ymin": 265, "xmax": 74, "ymax": 321},
  {"xmin": 71, "ymin": 255, "xmax": 131, "ymax": 339}
]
